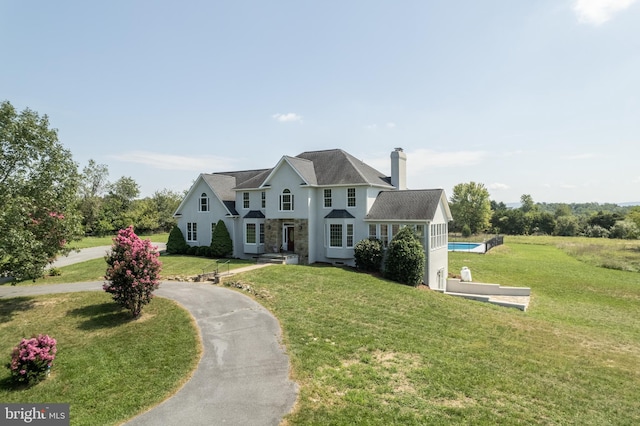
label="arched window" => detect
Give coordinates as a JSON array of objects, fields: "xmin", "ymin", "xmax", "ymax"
[
  {"xmin": 199, "ymin": 193, "xmax": 209, "ymax": 212},
  {"xmin": 279, "ymin": 189, "xmax": 294, "ymax": 211}
]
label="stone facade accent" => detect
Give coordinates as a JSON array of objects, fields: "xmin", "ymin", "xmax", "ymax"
[{"xmin": 264, "ymin": 218, "xmax": 309, "ymax": 264}]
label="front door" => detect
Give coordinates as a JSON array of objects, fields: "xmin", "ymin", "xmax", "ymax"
[{"xmin": 284, "ymin": 225, "xmax": 295, "ymax": 252}]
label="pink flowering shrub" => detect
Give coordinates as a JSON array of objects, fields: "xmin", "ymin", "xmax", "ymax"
[
  {"xmin": 104, "ymin": 226, "xmax": 162, "ymax": 318},
  {"xmin": 7, "ymin": 334, "xmax": 57, "ymax": 385}
]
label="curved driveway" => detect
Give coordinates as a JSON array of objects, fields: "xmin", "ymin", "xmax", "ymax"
[{"xmin": 0, "ymin": 279, "xmax": 298, "ymax": 425}]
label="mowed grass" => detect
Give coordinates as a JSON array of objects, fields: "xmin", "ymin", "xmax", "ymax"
[
  {"xmin": 66, "ymin": 233, "xmax": 170, "ymax": 250},
  {"xmin": 230, "ymin": 240, "xmax": 640, "ymax": 425},
  {"xmin": 0, "ymin": 291, "xmax": 200, "ymax": 426},
  {"xmin": 20, "ymin": 256, "xmax": 254, "ymax": 286}
]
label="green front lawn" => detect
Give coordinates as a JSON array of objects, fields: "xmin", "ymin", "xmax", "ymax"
[
  {"xmin": 230, "ymin": 240, "xmax": 640, "ymax": 425},
  {"xmin": 22, "ymin": 256, "xmax": 254, "ymax": 286},
  {"xmin": 0, "ymin": 291, "xmax": 200, "ymax": 426},
  {"xmin": 66, "ymin": 233, "xmax": 169, "ymax": 250},
  {"xmin": 5, "ymin": 236, "xmax": 639, "ymax": 424}
]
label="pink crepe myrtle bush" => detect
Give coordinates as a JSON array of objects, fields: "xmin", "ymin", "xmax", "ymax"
[
  {"xmin": 104, "ymin": 226, "xmax": 162, "ymax": 318},
  {"xmin": 6, "ymin": 334, "xmax": 57, "ymax": 385}
]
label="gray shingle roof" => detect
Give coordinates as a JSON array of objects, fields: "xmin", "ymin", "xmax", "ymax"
[
  {"xmin": 324, "ymin": 209, "xmax": 355, "ymax": 219},
  {"xmin": 296, "ymin": 149, "xmax": 392, "ymax": 187},
  {"xmin": 244, "ymin": 210, "xmax": 266, "ymax": 219},
  {"xmin": 285, "ymin": 156, "xmax": 318, "ymax": 185},
  {"xmin": 223, "ymin": 200, "xmax": 238, "ymax": 216},
  {"xmin": 202, "ymin": 174, "xmax": 238, "ymax": 201},
  {"xmin": 232, "ymin": 169, "xmax": 273, "ymax": 190},
  {"xmin": 366, "ymin": 189, "xmax": 445, "ymax": 221}
]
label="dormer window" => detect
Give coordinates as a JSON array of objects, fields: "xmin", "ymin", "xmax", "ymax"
[
  {"xmin": 199, "ymin": 193, "xmax": 209, "ymax": 212},
  {"xmin": 279, "ymin": 189, "xmax": 294, "ymax": 211}
]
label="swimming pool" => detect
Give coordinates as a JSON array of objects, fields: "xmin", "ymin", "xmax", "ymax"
[{"xmin": 448, "ymin": 242, "xmax": 483, "ymax": 252}]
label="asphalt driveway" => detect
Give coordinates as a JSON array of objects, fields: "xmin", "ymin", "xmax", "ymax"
[{"xmin": 0, "ymin": 277, "xmax": 298, "ymax": 425}]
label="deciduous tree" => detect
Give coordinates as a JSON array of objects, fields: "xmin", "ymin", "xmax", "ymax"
[
  {"xmin": 0, "ymin": 101, "xmax": 82, "ymax": 281},
  {"xmin": 449, "ymin": 182, "xmax": 491, "ymax": 235}
]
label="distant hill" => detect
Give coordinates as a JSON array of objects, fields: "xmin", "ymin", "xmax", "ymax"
[{"xmin": 504, "ymin": 202, "xmax": 640, "ymax": 209}]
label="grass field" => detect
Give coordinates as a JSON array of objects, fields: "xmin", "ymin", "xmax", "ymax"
[
  {"xmin": 0, "ymin": 291, "xmax": 200, "ymax": 426},
  {"xmin": 65, "ymin": 233, "xmax": 170, "ymax": 250},
  {"xmin": 229, "ymin": 238, "xmax": 640, "ymax": 425},
  {"xmin": 4, "ymin": 235, "xmax": 639, "ymax": 424},
  {"xmin": 28, "ymin": 257, "xmax": 254, "ymax": 286}
]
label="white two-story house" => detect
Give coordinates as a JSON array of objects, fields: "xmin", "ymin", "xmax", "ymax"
[{"xmin": 173, "ymin": 148, "xmax": 452, "ymax": 289}]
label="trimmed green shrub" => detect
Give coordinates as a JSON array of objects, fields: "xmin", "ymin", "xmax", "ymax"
[
  {"xmin": 384, "ymin": 226, "xmax": 425, "ymax": 286},
  {"xmin": 461, "ymin": 224, "xmax": 472, "ymax": 238},
  {"xmin": 187, "ymin": 246, "xmax": 198, "ymax": 256},
  {"xmin": 166, "ymin": 225, "xmax": 189, "ymax": 254},
  {"xmin": 197, "ymin": 246, "xmax": 211, "ymax": 257},
  {"xmin": 210, "ymin": 220, "xmax": 233, "ymax": 257},
  {"xmin": 354, "ymin": 238, "xmax": 383, "ymax": 272}
]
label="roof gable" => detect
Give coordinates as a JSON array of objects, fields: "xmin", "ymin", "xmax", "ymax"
[
  {"xmin": 366, "ymin": 189, "xmax": 452, "ymax": 221},
  {"xmin": 296, "ymin": 149, "xmax": 392, "ymax": 187}
]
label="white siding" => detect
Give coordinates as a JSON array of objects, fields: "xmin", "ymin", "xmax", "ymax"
[{"xmin": 177, "ymin": 178, "xmax": 228, "ymax": 247}]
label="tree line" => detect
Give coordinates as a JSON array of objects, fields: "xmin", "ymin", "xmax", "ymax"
[
  {"xmin": 78, "ymin": 160, "xmax": 182, "ymax": 236},
  {"xmin": 450, "ymin": 182, "xmax": 640, "ymax": 239}
]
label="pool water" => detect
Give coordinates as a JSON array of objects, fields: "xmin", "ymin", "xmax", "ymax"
[{"xmin": 448, "ymin": 242, "xmax": 482, "ymax": 251}]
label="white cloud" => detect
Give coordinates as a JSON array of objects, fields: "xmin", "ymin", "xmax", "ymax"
[
  {"xmin": 386, "ymin": 122, "xmax": 396, "ymax": 129},
  {"xmin": 364, "ymin": 124, "xmax": 378, "ymax": 130},
  {"xmin": 488, "ymin": 183, "xmax": 510, "ymax": 190},
  {"xmin": 573, "ymin": 0, "xmax": 637, "ymax": 25},
  {"xmin": 272, "ymin": 112, "xmax": 302, "ymax": 123},
  {"xmin": 110, "ymin": 151, "xmax": 238, "ymax": 171}
]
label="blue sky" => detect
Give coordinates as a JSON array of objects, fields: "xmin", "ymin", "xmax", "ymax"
[{"xmin": 2, "ymin": 0, "xmax": 638, "ymax": 204}]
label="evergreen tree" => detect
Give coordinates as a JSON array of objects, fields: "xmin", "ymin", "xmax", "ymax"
[
  {"xmin": 166, "ymin": 225, "xmax": 189, "ymax": 254},
  {"xmin": 210, "ymin": 220, "xmax": 233, "ymax": 257}
]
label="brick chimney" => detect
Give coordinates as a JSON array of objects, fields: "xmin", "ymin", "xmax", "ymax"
[{"xmin": 390, "ymin": 148, "xmax": 407, "ymax": 190}]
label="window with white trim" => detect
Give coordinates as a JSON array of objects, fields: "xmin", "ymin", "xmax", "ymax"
[
  {"xmin": 330, "ymin": 224, "xmax": 342, "ymax": 247},
  {"xmin": 347, "ymin": 224, "xmax": 354, "ymax": 248},
  {"xmin": 368, "ymin": 224, "xmax": 377, "ymax": 239},
  {"xmin": 243, "ymin": 192, "xmax": 250, "ymax": 209},
  {"xmin": 280, "ymin": 189, "xmax": 294, "ymax": 211},
  {"xmin": 187, "ymin": 223, "xmax": 197, "ymax": 242},
  {"xmin": 245, "ymin": 223, "xmax": 256, "ymax": 244},
  {"xmin": 259, "ymin": 223, "xmax": 265, "ymax": 244},
  {"xmin": 199, "ymin": 193, "xmax": 209, "ymax": 212},
  {"xmin": 347, "ymin": 188, "xmax": 356, "ymax": 207},
  {"xmin": 430, "ymin": 223, "xmax": 448, "ymax": 250},
  {"xmin": 324, "ymin": 189, "xmax": 332, "ymax": 208},
  {"xmin": 261, "ymin": 191, "xmax": 266, "ymax": 208}
]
